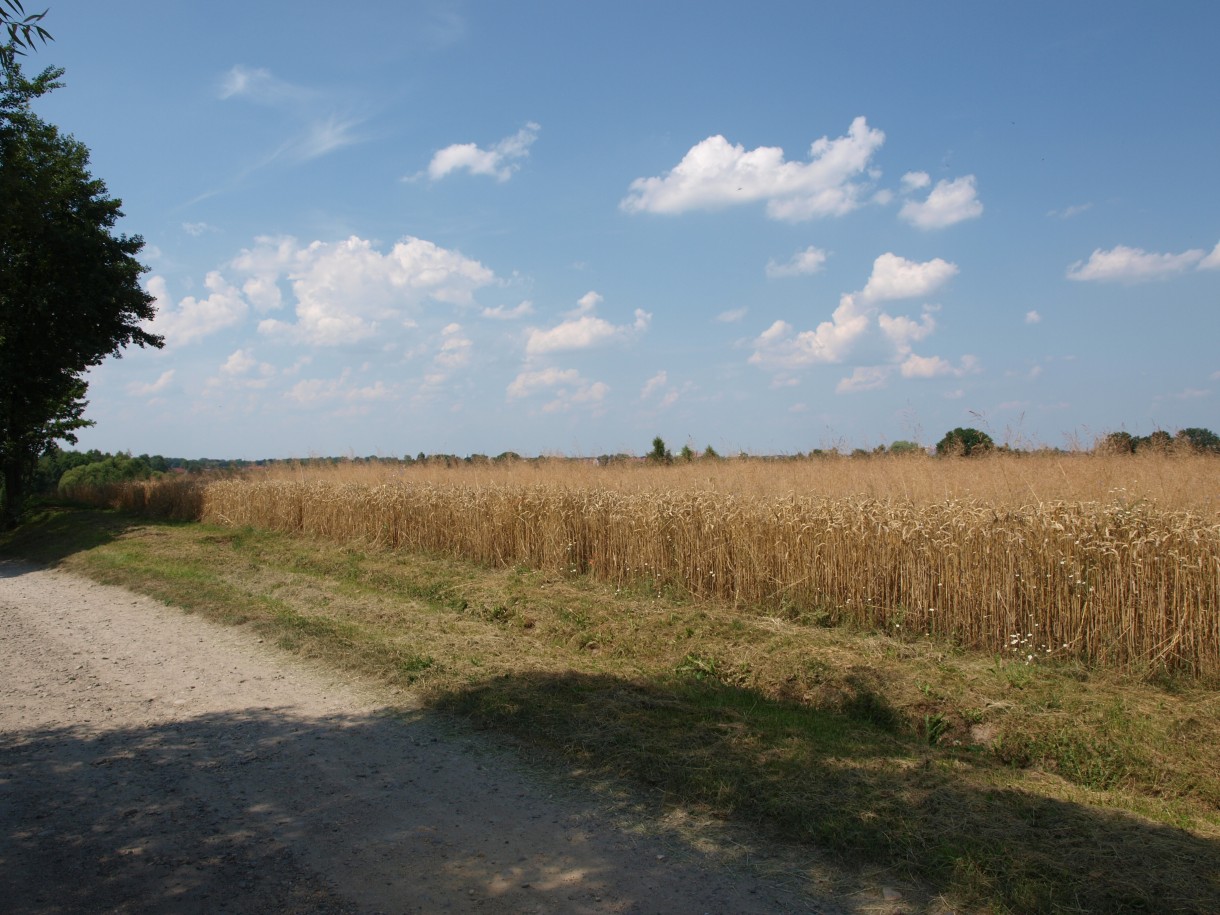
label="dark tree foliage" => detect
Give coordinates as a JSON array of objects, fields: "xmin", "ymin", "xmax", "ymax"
[
  {"xmin": 1099, "ymin": 431, "xmax": 1137, "ymax": 454},
  {"xmin": 648, "ymin": 436, "xmax": 673, "ymax": 464},
  {"xmin": 0, "ymin": 51, "xmax": 162, "ymax": 526},
  {"xmin": 935, "ymin": 427, "xmax": 995, "ymax": 457},
  {"xmin": 1098, "ymin": 428, "xmax": 1218, "ymax": 455},
  {"xmin": 1140, "ymin": 430, "xmax": 1174, "ymax": 453},
  {"xmin": 1175, "ymin": 428, "xmax": 1220, "ymax": 453}
]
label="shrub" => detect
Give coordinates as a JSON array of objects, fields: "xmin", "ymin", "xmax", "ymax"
[
  {"xmin": 58, "ymin": 454, "xmax": 155, "ymax": 491},
  {"xmin": 1098, "ymin": 432, "xmax": 1136, "ymax": 455},
  {"xmin": 648, "ymin": 436, "xmax": 673, "ymax": 465},
  {"xmin": 935, "ymin": 428, "xmax": 994, "ymax": 457}
]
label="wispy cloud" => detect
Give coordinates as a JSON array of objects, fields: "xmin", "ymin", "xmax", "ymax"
[
  {"xmin": 286, "ymin": 369, "xmax": 396, "ymax": 409},
  {"xmin": 215, "ymin": 65, "xmax": 367, "ymax": 174},
  {"xmin": 482, "ymin": 300, "xmax": 535, "ymax": 320},
  {"xmin": 182, "ymin": 221, "xmax": 217, "ymax": 237},
  {"xmin": 766, "ymin": 246, "xmax": 828, "ymax": 278},
  {"xmin": 126, "ymin": 370, "xmax": 176, "ymax": 397},
  {"xmin": 1067, "ymin": 243, "xmax": 1218, "ymax": 282},
  {"xmin": 1048, "ymin": 202, "xmax": 1092, "ymax": 220},
  {"xmin": 640, "ymin": 371, "xmax": 668, "ymax": 400},
  {"xmin": 506, "ymin": 367, "xmax": 609, "ymax": 414},
  {"xmin": 220, "ymin": 65, "xmax": 312, "ymax": 105}
]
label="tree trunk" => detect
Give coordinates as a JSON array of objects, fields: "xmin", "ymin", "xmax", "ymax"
[{"xmin": 1, "ymin": 457, "xmax": 26, "ymax": 530}]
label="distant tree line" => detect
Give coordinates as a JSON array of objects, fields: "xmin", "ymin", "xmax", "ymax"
[
  {"xmin": 26, "ymin": 426, "xmax": 1220, "ymax": 499},
  {"xmin": 1097, "ymin": 428, "xmax": 1220, "ymax": 455},
  {"xmin": 32, "ymin": 449, "xmax": 266, "ymax": 494}
]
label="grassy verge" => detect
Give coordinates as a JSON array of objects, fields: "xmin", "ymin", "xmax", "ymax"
[{"xmin": 4, "ymin": 508, "xmax": 1219, "ymax": 913}]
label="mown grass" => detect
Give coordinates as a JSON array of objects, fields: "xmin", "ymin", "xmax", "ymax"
[{"xmin": 3, "ymin": 507, "xmax": 1219, "ymax": 913}]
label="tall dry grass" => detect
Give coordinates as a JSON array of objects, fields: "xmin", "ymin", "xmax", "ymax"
[
  {"xmin": 65, "ymin": 453, "xmax": 1220, "ymax": 675},
  {"xmin": 61, "ymin": 476, "xmax": 206, "ymax": 521},
  {"xmin": 258, "ymin": 450, "xmax": 1220, "ymax": 512}
]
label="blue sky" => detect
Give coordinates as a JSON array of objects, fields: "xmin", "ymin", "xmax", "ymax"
[{"xmin": 25, "ymin": 1, "xmax": 1220, "ymax": 458}]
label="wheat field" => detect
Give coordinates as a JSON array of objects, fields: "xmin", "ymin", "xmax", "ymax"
[{"xmin": 68, "ymin": 452, "xmax": 1220, "ymax": 676}]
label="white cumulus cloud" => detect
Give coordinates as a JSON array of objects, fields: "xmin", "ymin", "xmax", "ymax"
[
  {"xmin": 1201, "ymin": 242, "xmax": 1220, "ymax": 270},
  {"xmin": 899, "ymin": 175, "xmax": 983, "ymax": 229},
  {"xmin": 432, "ymin": 323, "xmax": 472, "ymax": 370},
  {"xmin": 1066, "ymin": 244, "xmax": 1209, "ymax": 282},
  {"xmin": 748, "ymin": 294, "xmax": 871, "ymax": 370},
  {"xmin": 1025, "ymin": 310, "xmax": 1042, "ymax": 324},
  {"xmin": 621, "ymin": 117, "xmax": 885, "ymax": 222},
  {"xmin": 426, "ymin": 122, "xmax": 540, "ymax": 182},
  {"xmin": 878, "ymin": 309, "xmax": 937, "ymax": 355},
  {"xmin": 750, "ymin": 252, "xmax": 969, "ymax": 392},
  {"xmin": 861, "ymin": 253, "xmax": 958, "ymax": 303},
  {"xmin": 147, "ymin": 273, "xmax": 248, "ymax": 347},
  {"xmin": 207, "ymin": 349, "xmax": 276, "ymax": 393},
  {"xmin": 899, "ymin": 353, "xmax": 979, "ymax": 379},
  {"xmin": 506, "ymin": 367, "xmax": 608, "ymax": 414},
  {"xmin": 221, "ymin": 349, "xmax": 259, "ymax": 376},
  {"xmin": 286, "ymin": 370, "xmax": 395, "ymax": 407},
  {"xmin": 507, "ymin": 367, "xmax": 580, "ymax": 400},
  {"xmin": 766, "ymin": 246, "xmax": 828, "ymax": 278},
  {"xmin": 525, "ymin": 295, "xmax": 650, "ymax": 356},
  {"xmin": 572, "ymin": 291, "xmax": 603, "ymax": 315},
  {"xmin": 246, "ymin": 235, "xmax": 496, "ymax": 346}
]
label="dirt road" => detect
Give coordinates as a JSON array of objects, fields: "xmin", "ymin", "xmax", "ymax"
[{"xmin": 0, "ymin": 560, "xmax": 853, "ymax": 914}]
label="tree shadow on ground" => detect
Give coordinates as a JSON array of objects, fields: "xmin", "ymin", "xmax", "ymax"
[
  {"xmin": 0, "ymin": 706, "xmax": 825, "ymax": 915},
  {"xmin": 0, "ymin": 506, "xmax": 139, "ymax": 567},
  {"xmin": 434, "ymin": 670, "xmax": 1220, "ymax": 914}
]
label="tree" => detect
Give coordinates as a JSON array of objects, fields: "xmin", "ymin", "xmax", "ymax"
[
  {"xmin": 1098, "ymin": 431, "xmax": 1136, "ymax": 454},
  {"xmin": 1175, "ymin": 427, "xmax": 1220, "ymax": 454},
  {"xmin": 57, "ymin": 452, "xmax": 153, "ymax": 491},
  {"xmin": 1136, "ymin": 430, "xmax": 1173, "ymax": 454},
  {"xmin": 648, "ymin": 436, "xmax": 672, "ymax": 464},
  {"xmin": 1, "ymin": 1, "xmax": 50, "ymax": 52},
  {"xmin": 935, "ymin": 427, "xmax": 994, "ymax": 457},
  {"xmin": 1, "ymin": 51, "xmax": 162, "ymax": 526}
]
